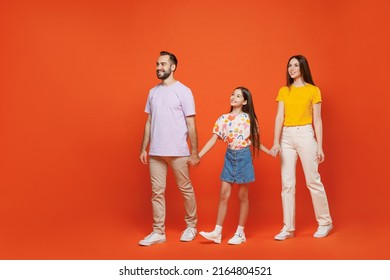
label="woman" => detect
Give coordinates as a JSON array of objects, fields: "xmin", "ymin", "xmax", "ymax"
[{"xmin": 270, "ymin": 55, "xmax": 333, "ymax": 240}]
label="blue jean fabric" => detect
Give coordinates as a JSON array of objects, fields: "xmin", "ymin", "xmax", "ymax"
[{"xmin": 220, "ymin": 147, "xmax": 255, "ymax": 184}]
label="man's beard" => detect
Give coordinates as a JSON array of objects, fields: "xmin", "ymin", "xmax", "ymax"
[{"xmin": 156, "ymin": 69, "xmax": 171, "ymax": 80}]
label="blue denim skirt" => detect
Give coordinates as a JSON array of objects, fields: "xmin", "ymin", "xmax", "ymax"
[{"xmin": 220, "ymin": 147, "xmax": 255, "ymax": 184}]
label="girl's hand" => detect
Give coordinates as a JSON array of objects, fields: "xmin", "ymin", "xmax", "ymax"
[{"xmin": 269, "ymin": 150, "xmax": 277, "ymax": 158}]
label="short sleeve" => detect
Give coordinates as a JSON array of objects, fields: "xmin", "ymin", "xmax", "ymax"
[
  {"xmin": 181, "ymin": 88, "xmax": 196, "ymax": 116},
  {"xmin": 144, "ymin": 91, "xmax": 152, "ymax": 113},
  {"xmin": 276, "ymin": 86, "xmax": 288, "ymax": 101},
  {"xmin": 213, "ymin": 115, "xmax": 225, "ymax": 139},
  {"xmin": 312, "ymin": 86, "xmax": 322, "ymax": 104}
]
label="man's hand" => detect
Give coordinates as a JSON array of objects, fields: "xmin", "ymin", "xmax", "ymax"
[
  {"xmin": 140, "ymin": 150, "xmax": 148, "ymax": 164},
  {"xmin": 188, "ymin": 154, "xmax": 200, "ymax": 167}
]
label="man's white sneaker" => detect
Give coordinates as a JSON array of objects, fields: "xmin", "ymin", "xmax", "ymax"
[
  {"xmin": 274, "ymin": 227, "xmax": 294, "ymax": 241},
  {"xmin": 313, "ymin": 224, "xmax": 333, "ymax": 238},
  {"xmin": 227, "ymin": 232, "xmax": 246, "ymax": 245},
  {"xmin": 180, "ymin": 227, "xmax": 197, "ymax": 242},
  {"xmin": 199, "ymin": 231, "xmax": 222, "ymax": 244},
  {"xmin": 139, "ymin": 232, "xmax": 166, "ymax": 246}
]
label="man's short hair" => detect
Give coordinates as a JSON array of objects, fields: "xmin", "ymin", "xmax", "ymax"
[{"xmin": 160, "ymin": 51, "xmax": 178, "ymax": 69}]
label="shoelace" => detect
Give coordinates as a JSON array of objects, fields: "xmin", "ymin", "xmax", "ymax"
[
  {"xmin": 182, "ymin": 228, "xmax": 195, "ymax": 237},
  {"xmin": 146, "ymin": 232, "xmax": 161, "ymax": 239},
  {"xmin": 146, "ymin": 233, "xmax": 155, "ymax": 239}
]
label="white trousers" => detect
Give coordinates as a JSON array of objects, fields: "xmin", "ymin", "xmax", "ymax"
[{"xmin": 280, "ymin": 125, "xmax": 332, "ymax": 232}]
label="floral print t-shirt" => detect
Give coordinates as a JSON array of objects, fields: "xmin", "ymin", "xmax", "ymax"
[{"xmin": 213, "ymin": 113, "xmax": 251, "ymax": 149}]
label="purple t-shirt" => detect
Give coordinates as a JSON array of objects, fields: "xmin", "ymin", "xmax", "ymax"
[{"xmin": 145, "ymin": 81, "xmax": 195, "ymax": 156}]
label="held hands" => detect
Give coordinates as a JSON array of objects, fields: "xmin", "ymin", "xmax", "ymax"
[
  {"xmin": 269, "ymin": 144, "xmax": 281, "ymax": 157},
  {"xmin": 188, "ymin": 154, "xmax": 200, "ymax": 167}
]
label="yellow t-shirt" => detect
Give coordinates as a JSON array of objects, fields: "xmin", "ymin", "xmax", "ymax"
[{"xmin": 276, "ymin": 84, "xmax": 321, "ymax": 126}]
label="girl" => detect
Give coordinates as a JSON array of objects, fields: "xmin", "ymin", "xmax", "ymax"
[
  {"xmin": 270, "ymin": 55, "xmax": 333, "ymax": 240},
  {"xmin": 198, "ymin": 86, "xmax": 272, "ymax": 245}
]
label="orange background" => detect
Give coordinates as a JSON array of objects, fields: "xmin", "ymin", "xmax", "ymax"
[{"xmin": 1, "ymin": 0, "xmax": 390, "ymax": 259}]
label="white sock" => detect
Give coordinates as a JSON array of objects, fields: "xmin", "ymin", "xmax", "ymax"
[
  {"xmin": 236, "ymin": 225, "xmax": 245, "ymax": 234},
  {"xmin": 214, "ymin": 225, "xmax": 222, "ymax": 235}
]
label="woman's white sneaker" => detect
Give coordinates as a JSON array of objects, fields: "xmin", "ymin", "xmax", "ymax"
[
  {"xmin": 313, "ymin": 225, "xmax": 333, "ymax": 238},
  {"xmin": 274, "ymin": 227, "xmax": 294, "ymax": 240}
]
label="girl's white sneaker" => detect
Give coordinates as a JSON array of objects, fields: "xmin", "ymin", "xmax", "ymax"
[
  {"xmin": 227, "ymin": 233, "xmax": 246, "ymax": 245},
  {"xmin": 199, "ymin": 231, "xmax": 222, "ymax": 244}
]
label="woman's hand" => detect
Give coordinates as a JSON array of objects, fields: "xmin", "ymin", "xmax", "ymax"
[
  {"xmin": 270, "ymin": 143, "xmax": 281, "ymax": 157},
  {"xmin": 317, "ymin": 147, "xmax": 325, "ymax": 163}
]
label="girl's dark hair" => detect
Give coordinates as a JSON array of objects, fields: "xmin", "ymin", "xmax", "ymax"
[
  {"xmin": 230, "ymin": 87, "xmax": 260, "ymax": 156},
  {"xmin": 286, "ymin": 55, "xmax": 315, "ymax": 86}
]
